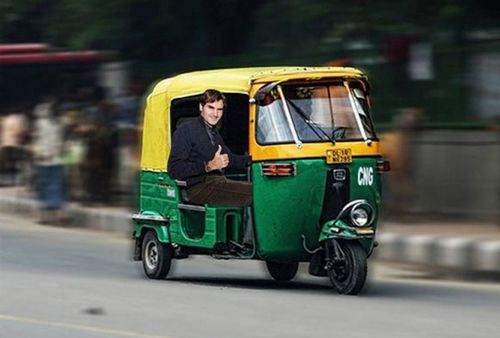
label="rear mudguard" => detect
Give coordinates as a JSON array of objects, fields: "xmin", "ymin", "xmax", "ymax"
[
  {"xmin": 134, "ymin": 224, "xmax": 170, "ymax": 242},
  {"xmin": 132, "ymin": 213, "xmax": 170, "ymax": 261},
  {"xmin": 132, "ymin": 211, "xmax": 171, "ymax": 243}
]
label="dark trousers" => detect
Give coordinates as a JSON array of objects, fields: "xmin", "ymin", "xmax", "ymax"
[
  {"xmin": 0, "ymin": 146, "xmax": 28, "ymax": 185},
  {"xmin": 36, "ymin": 165, "xmax": 65, "ymax": 209},
  {"xmin": 187, "ymin": 175, "xmax": 252, "ymax": 207}
]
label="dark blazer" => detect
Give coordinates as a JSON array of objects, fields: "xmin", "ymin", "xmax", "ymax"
[{"xmin": 167, "ymin": 116, "xmax": 250, "ymax": 186}]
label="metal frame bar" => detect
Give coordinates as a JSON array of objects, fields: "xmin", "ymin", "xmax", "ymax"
[
  {"xmin": 344, "ymin": 81, "xmax": 371, "ymax": 144},
  {"xmin": 277, "ymin": 85, "xmax": 303, "ymax": 149}
]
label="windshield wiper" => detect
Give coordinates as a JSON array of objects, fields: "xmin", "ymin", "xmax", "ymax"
[{"xmin": 285, "ymin": 97, "xmax": 336, "ymax": 145}]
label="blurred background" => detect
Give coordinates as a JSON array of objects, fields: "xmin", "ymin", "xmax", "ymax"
[
  {"xmin": 1, "ymin": 2, "xmax": 500, "ymax": 337},
  {"xmin": 1, "ymin": 0, "xmax": 499, "ymax": 222}
]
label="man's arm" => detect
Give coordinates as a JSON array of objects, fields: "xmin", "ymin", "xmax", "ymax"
[
  {"xmin": 223, "ymin": 145, "xmax": 251, "ymax": 170},
  {"xmin": 167, "ymin": 128, "xmax": 205, "ymax": 179}
]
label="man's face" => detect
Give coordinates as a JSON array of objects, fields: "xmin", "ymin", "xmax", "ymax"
[{"xmin": 200, "ymin": 99, "xmax": 224, "ymax": 127}]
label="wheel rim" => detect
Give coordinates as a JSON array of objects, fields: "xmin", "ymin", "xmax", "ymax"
[
  {"xmin": 329, "ymin": 249, "xmax": 353, "ymax": 289},
  {"xmin": 331, "ymin": 258, "xmax": 350, "ymax": 283},
  {"xmin": 145, "ymin": 240, "xmax": 158, "ymax": 271}
]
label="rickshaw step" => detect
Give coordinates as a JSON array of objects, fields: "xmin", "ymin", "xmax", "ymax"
[
  {"xmin": 178, "ymin": 203, "xmax": 206, "ymax": 212},
  {"xmin": 132, "ymin": 214, "xmax": 169, "ymax": 224}
]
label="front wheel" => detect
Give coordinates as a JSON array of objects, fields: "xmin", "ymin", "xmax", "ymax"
[
  {"xmin": 142, "ymin": 231, "xmax": 173, "ymax": 279},
  {"xmin": 327, "ymin": 241, "xmax": 367, "ymax": 295},
  {"xmin": 266, "ymin": 261, "xmax": 299, "ymax": 282}
]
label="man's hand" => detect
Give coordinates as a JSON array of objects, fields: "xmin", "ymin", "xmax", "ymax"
[{"xmin": 206, "ymin": 145, "xmax": 229, "ymax": 171}]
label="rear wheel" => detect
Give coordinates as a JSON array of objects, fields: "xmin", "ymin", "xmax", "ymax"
[
  {"xmin": 266, "ymin": 261, "xmax": 299, "ymax": 282},
  {"xmin": 142, "ymin": 231, "xmax": 173, "ymax": 279},
  {"xmin": 327, "ymin": 241, "xmax": 367, "ymax": 295}
]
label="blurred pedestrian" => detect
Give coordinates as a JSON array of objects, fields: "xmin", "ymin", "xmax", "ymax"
[
  {"xmin": 60, "ymin": 92, "xmax": 87, "ymax": 201},
  {"xmin": 0, "ymin": 107, "xmax": 29, "ymax": 185},
  {"xmin": 113, "ymin": 84, "xmax": 142, "ymax": 203},
  {"xmin": 32, "ymin": 97, "xmax": 66, "ymax": 224},
  {"xmin": 113, "ymin": 82, "xmax": 141, "ymax": 127},
  {"xmin": 80, "ymin": 88, "xmax": 118, "ymax": 204},
  {"xmin": 381, "ymin": 108, "xmax": 423, "ymax": 215}
]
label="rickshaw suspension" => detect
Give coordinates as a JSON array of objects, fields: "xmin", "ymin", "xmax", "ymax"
[
  {"xmin": 324, "ymin": 239, "xmax": 347, "ymax": 271},
  {"xmin": 211, "ymin": 241, "xmax": 256, "ymax": 260}
]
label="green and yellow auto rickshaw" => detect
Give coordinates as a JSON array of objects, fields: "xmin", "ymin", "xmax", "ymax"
[{"xmin": 132, "ymin": 67, "xmax": 389, "ymax": 295}]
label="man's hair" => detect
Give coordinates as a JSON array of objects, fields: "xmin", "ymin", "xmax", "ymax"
[{"xmin": 199, "ymin": 89, "xmax": 226, "ymax": 107}]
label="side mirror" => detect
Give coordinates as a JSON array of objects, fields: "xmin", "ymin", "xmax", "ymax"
[
  {"xmin": 253, "ymin": 82, "xmax": 278, "ymax": 106},
  {"xmin": 353, "ymin": 88, "xmax": 366, "ymax": 100}
]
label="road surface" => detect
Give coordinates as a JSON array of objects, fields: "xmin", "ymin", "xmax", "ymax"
[{"xmin": 1, "ymin": 214, "xmax": 499, "ymax": 338}]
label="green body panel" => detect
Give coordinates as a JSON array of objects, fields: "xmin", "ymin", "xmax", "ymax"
[
  {"xmin": 251, "ymin": 159, "xmax": 326, "ymax": 260},
  {"xmin": 135, "ymin": 156, "xmax": 381, "ymax": 259},
  {"xmin": 168, "ymin": 205, "xmax": 242, "ymax": 248},
  {"xmin": 138, "ymin": 171, "xmax": 177, "ymax": 218},
  {"xmin": 347, "ymin": 157, "xmax": 382, "ymax": 255},
  {"xmin": 252, "ymin": 157, "xmax": 382, "ymax": 261},
  {"xmin": 348, "ymin": 157, "xmax": 382, "ymax": 213},
  {"xmin": 135, "ymin": 171, "xmax": 243, "ymax": 249}
]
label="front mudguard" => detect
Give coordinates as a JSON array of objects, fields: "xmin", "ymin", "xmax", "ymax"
[{"xmin": 319, "ymin": 220, "xmax": 376, "ymax": 256}]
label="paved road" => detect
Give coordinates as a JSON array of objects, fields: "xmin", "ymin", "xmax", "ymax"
[{"xmin": 1, "ymin": 214, "xmax": 499, "ymax": 338}]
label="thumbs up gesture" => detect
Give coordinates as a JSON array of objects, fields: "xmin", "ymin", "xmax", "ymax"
[{"xmin": 206, "ymin": 145, "xmax": 229, "ymax": 172}]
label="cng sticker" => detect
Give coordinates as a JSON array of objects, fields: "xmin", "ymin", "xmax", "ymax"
[{"xmin": 357, "ymin": 167, "xmax": 374, "ymax": 186}]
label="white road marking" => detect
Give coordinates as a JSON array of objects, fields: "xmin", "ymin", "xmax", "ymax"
[{"xmin": 0, "ymin": 314, "xmax": 173, "ymax": 338}]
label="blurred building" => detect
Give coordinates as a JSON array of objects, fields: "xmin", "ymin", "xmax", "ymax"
[{"xmin": 0, "ymin": 43, "xmax": 127, "ymax": 110}]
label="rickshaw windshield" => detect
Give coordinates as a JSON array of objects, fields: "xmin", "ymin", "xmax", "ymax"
[{"xmin": 256, "ymin": 82, "xmax": 376, "ymax": 144}]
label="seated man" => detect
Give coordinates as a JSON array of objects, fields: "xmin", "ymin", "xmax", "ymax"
[{"xmin": 167, "ymin": 89, "xmax": 252, "ymax": 207}]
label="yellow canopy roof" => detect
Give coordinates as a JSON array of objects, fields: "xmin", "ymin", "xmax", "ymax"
[{"xmin": 140, "ymin": 66, "xmax": 366, "ymax": 171}]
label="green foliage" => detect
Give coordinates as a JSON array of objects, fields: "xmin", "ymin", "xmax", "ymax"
[
  {"xmin": 0, "ymin": 0, "xmax": 57, "ymax": 42},
  {"xmin": 1, "ymin": 0, "xmax": 497, "ymax": 60},
  {"xmin": 46, "ymin": 0, "xmax": 128, "ymax": 49},
  {"xmin": 1, "ymin": 0, "xmax": 499, "ymax": 123}
]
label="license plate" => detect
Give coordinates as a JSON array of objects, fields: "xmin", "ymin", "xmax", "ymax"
[{"xmin": 326, "ymin": 149, "xmax": 352, "ymax": 164}]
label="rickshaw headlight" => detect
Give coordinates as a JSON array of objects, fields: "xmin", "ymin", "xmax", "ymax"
[{"xmin": 351, "ymin": 207, "xmax": 370, "ymax": 227}]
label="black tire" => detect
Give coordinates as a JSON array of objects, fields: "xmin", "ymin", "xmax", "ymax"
[
  {"xmin": 266, "ymin": 261, "xmax": 299, "ymax": 282},
  {"xmin": 327, "ymin": 240, "xmax": 367, "ymax": 295},
  {"xmin": 142, "ymin": 231, "xmax": 173, "ymax": 279}
]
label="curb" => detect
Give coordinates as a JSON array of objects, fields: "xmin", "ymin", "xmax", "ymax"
[
  {"xmin": 1, "ymin": 195, "xmax": 499, "ymax": 274},
  {"xmin": 0, "ymin": 195, "xmax": 133, "ymax": 236},
  {"xmin": 376, "ymin": 232, "xmax": 500, "ymax": 274}
]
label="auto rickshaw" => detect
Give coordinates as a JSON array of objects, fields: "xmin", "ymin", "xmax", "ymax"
[{"xmin": 132, "ymin": 67, "xmax": 389, "ymax": 295}]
